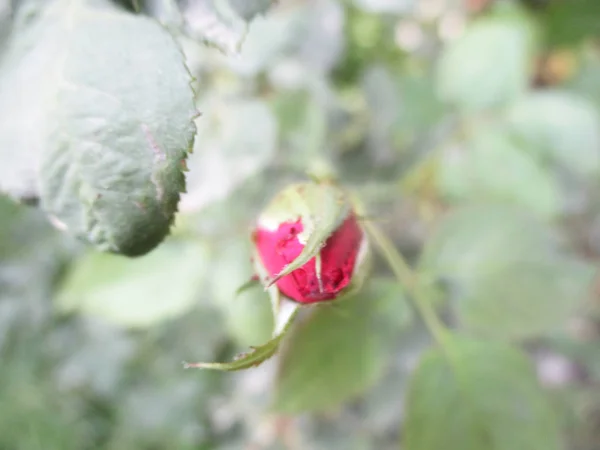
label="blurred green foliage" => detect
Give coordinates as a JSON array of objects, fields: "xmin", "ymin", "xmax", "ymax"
[{"xmin": 2, "ymin": 0, "xmax": 600, "ymax": 449}]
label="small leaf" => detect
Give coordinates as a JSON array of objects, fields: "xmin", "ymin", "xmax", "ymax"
[
  {"xmin": 274, "ymin": 281, "xmax": 409, "ymax": 413},
  {"xmin": 56, "ymin": 238, "xmax": 208, "ymax": 328},
  {"xmin": 184, "ymin": 300, "xmax": 300, "ymax": 371},
  {"xmin": 436, "ymin": 4, "xmax": 537, "ymax": 111},
  {"xmin": 184, "ymin": 337, "xmax": 278, "ymax": 371},
  {"xmin": 404, "ymin": 337, "xmax": 561, "ymax": 450}
]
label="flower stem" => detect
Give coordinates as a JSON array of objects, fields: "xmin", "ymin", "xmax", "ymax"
[{"xmin": 364, "ymin": 221, "xmax": 449, "ymax": 346}]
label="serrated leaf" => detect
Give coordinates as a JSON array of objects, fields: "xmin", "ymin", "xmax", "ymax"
[
  {"xmin": 43, "ymin": 1, "xmax": 196, "ymax": 256},
  {"xmin": 438, "ymin": 126, "xmax": 561, "ymax": 218},
  {"xmin": 56, "ymin": 238, "xmax": 208, "ymax": 328},
  {"xmin": 274, "ymin": 281, "xmax": 409, "ymax": 413},
  {"xmin": 404, "ymin": 338, "xmax": 561, "ymax": 450},
  {"xmin": 506, "ymin": 90, "xmax": 600, "ymax": 177},
  {"xmin": 184, "ymin": 300, "xmax": 299, "ymax": 371},
  {"xmin": 0, "ymin": 0, "xmax": 197, "ymax": 256},
  {"xmin": 436, "ymin": 5, "xmax": 537, "ymax": 111},
  {"xmin": 457, "ymin": 257, "xmax": 595, "ymax": 340}
]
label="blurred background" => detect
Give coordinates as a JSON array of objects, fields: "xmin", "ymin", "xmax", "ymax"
[{"xmin": 2, "ymin": 0, "xmax": 600, "ymax": 448}]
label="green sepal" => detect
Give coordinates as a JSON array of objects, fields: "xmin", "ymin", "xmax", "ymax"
[{"xmin": 183, "ymin": 300, "xmax": 300, "ymax": 371}]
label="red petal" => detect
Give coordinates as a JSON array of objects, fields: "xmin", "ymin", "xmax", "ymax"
[{"xmin": 254, "ymin": 214, "xmax": 363, "ymax": 304}]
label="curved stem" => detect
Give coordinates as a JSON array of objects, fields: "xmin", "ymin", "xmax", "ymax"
[{"xmin": 364, "ymin": 221, "xmax": 449, "ymax": 346}]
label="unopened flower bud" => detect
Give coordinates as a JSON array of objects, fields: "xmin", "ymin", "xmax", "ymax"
[{"xmin": 252, "ymin": 182, "xmax": 370, "ymax": 304}]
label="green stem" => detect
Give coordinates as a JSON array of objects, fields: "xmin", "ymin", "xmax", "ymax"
[{"xmin": 364, "ymin": 221, "xmax": 449, "ymax": 346}]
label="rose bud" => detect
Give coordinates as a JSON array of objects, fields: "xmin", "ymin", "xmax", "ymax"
[{"xmin": 252, "ymin": 182, "xmax": 370, "ymax": 305}]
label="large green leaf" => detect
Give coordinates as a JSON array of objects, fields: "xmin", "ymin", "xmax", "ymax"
[
  {"xmin": 274, "ymin": 280, "xmax": 409, "ymax": 413},
  {"xmin": 56, "ymin": 238, "xmax": 208, "ymax": 328},
  {"xmin": 506, "ymin": 90, "xmax": 600, "ymax": 177},
  {"xmin": 404, "ymin": 338, "xmax": 561, "ymax": 450},
  {"xmin": 0, "ymin": 0, "xmax": 197, "ymax": 256},
  {"xmin": 436, "ymin": 4, "xmax": 537, "ymax": 111}
]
